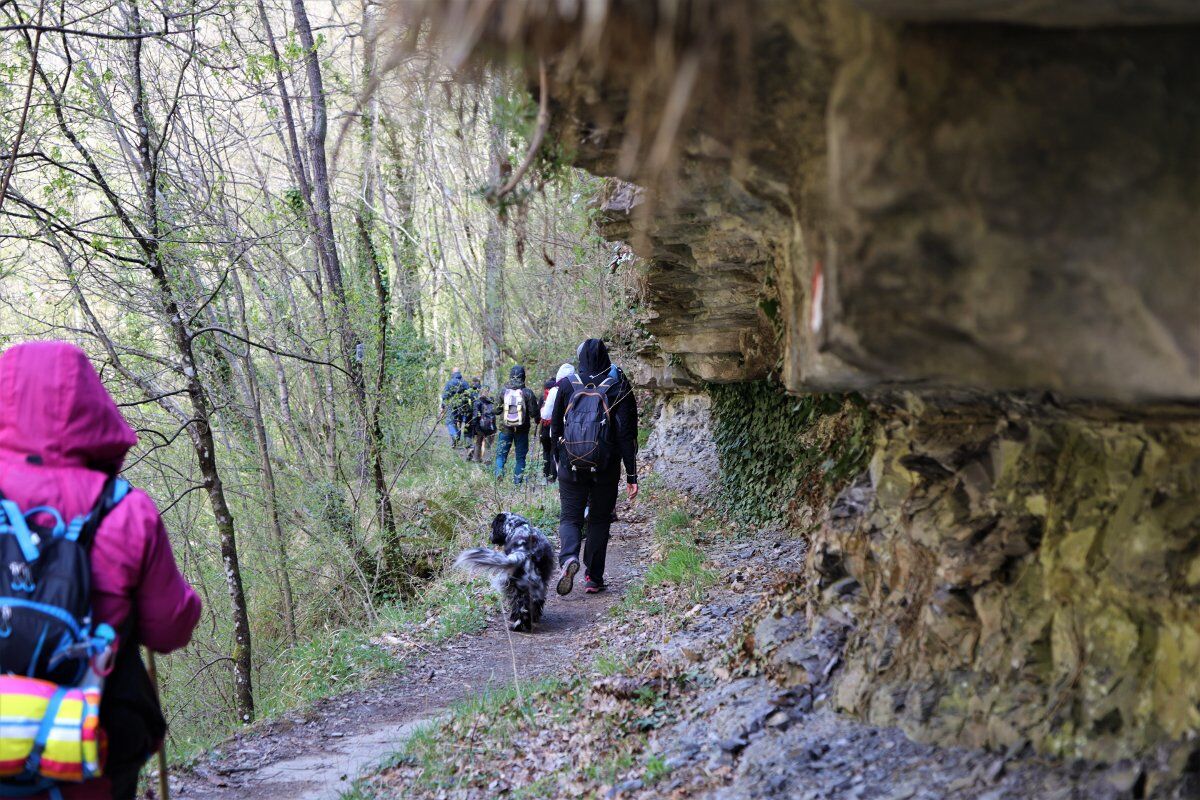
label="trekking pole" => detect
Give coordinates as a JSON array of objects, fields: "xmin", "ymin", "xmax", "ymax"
[{"xmin": 146, "ymin": 650, "xmax": 171, "ymax": 800}]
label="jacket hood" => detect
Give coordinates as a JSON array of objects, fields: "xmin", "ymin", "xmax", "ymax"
[
  {"xmin": 450, "ymin": 370, "xmax": 463, "ymax": 379},
  {"xmin": 576, "ymin": 339, "xmax": 612, "ymax": 382},
  {"xmin": 506, "ymin": 365, "xmax": 526, "ymax": 388},
  {"xmin": 0, "ymin": 341, "xmax": 137, "ymax": 474},
  {"xmin": 555, "ymin": 363, "xmax": 576, "ymax": 381}
]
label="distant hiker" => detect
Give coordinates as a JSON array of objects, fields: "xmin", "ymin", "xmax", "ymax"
[
  {"xmin": 553, "ymin": 339, "xmax": 638, "ymax": 595},
  {"xmin": 441, "ymin": 368, "xmax": 470, "ymax": 447},
  {"xmin": 494, "ymin": 365, "xmax": 540, "ymax": 485},
  {"xmin": 464, "ymin": 375, "xmax": 482, "ymax": 429},
  {"xmin": 0, "ymin": 341, "xmax": 201, "ymax": 800},
  {"xmin": 468, "ymin": 379, "xmax": 497, "ymax": 464},
  {"xmin": 540, "ymin": 364, "xmax": 575, "ymax": 484}
]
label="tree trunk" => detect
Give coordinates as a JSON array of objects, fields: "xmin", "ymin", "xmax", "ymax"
[
  {"xmin": 380, "ymin": 125, "xmax": 421, "ymax": 327},
  {"xmin": 127, "ymin": 1, "xmax": 255, "ymax": 722},
  {"xmin": 291, "ymin": 0, "xmax": 396, "ymax": 538},
  {"xmin": 234, "ymin": 272, "xmax": 299, "ymax": 646},
  {"xmin": 355, "ymin": 0, "xmax": 398, "ymax": 540},
  {"xmin": 483, "ymin": 84, "xmax": 507, "ymax": 390}
]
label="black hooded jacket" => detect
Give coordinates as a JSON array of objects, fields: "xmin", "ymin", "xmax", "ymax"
[
  {"xmin": 499, "ymin": 365, "xmax": 540, "ymax": 433},
  {"xmin": 550, "ymin": 339, "xmax": 639, "ymax": 483},
  {"xmin": 442, "ymin": 370, "xmax": 470, "ymax": 414}
]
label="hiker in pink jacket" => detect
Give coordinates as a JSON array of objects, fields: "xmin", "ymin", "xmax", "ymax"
[{"xmin": 0, "ymin": 341, "xmax": 202, "ymax": 799}]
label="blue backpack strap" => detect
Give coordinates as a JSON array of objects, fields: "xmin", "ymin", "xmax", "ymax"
[
  {"xmin": 0, "ymin": 500, "xmax": 40, "ymax": 562},
  {"xmin": 67, "ymin": 477, "xmax": 130, "ymax": 545},
  {"xmin": 21, "ymin": 507, "xmax": 65, "ymax": 539},
  {"xmin": 23, "ymin": 686, "xmax": 67, "ymax": 777}
]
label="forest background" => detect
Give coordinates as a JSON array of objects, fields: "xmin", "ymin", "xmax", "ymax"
[{"xmin": 0, "ymin": 0, "xmax": 639, "ymax": 754}]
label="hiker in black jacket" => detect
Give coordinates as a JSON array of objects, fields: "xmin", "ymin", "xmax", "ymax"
[
  {"xmin": 441, "ymin": 368, "xmax": 470, "ymax": 447},
  {"xmin": 552, "ymin": 339, "xmax": 638, "ymax": 595},
  {"xmin": 466, "ymin": 378, "xmax": 496, "ymax": 463}
]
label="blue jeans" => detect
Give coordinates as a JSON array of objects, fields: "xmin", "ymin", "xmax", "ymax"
[
  {"xmin": 494, "ymin": 429, "xmax": 529, "ymax": 484},
  {"xmin": 446, "ymin": 419, "xmax": 461, "ymax": 444}
]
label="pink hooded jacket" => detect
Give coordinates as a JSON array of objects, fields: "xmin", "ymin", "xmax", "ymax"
[{"xmin": 0, "ymin": 341, "xmax": 201, "ymax": 799}]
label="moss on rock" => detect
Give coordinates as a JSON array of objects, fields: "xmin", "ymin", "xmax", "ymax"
[{"xmin": 708, "ymin": 381, "xmax": 873, "ymax": 528}]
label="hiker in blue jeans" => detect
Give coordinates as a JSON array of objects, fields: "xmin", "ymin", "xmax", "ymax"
[
  {"xmin": 441, "ymin": 368, "xmax": 470, "ymax": 447},
  {"xmin": 495, "ymin": 365, "xmax": 539, "ymax": 485}
]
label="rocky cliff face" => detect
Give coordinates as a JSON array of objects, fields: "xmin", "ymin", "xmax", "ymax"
[
  {"xmin": 410, "ymin": 0, "xmax": 1200, "ymax": 774},
  {"xmin": 643, "ymin": 393, "xmax": 720, "ymax": 495},
  {"xmin": 572, "ymin": 2, "xmax": 1200, "ymax": 400},
  {"xmin": 806, "ymin": 400, "xmax": 1200, "ymax": 766},
  {"xmin": 578, "ymin": 2, "xmax": 1200, "ymax": 770}
]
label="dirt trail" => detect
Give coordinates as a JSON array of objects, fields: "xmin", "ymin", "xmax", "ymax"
[{"xmin": 176, "ymin": 513, "xmax": 650, "ymax": 800}]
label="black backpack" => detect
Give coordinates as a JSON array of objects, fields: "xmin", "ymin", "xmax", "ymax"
[
  {"xmin": 477, "ymin": 398, "xmax": 497, "ymax": 436},
  {"xmin": 561, "ymin": 372, "xmax": 620, "ymax": 474},
  {"xmin": 0, "ymin": 475, "xmax": 165, "ymax": 789},
  {"xmin": 0, "ymin": 476, "xmax": 130, "ymax": 685}
]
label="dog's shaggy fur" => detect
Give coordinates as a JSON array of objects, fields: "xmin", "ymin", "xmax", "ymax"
[{"xmin": 455, "ymin": 512, "xmax": 555, "ymax": 632}]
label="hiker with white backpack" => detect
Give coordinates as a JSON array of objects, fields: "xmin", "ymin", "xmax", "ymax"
[
  {"xmin": 552, "ymin": 339, "xmax": 639, "ymax": 595},
  {"xmin": 539, "ymin": 364, "xmax": 575, "ymax": 485},
  {"xmin": 494, "ymin": 365, "xmax": 540, "ymax": 485}
]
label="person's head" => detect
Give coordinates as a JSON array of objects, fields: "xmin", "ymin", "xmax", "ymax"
[
  {"xmin": 509, "ymin": 365, "xmax": 526, "ymax": 385},
  {"xmin": 450, "ymin": 367, "xmax": 462, "ymax": 378},
  {"xmin": 556, "ymin": 363, "xmax": 576, "ymax": 382},
  {"xmin": 471, "ymin": 377, "xmax": 481, "ymax": 389},
  {"xmin": 0, "ymin": 341, "xmax": 136, "ymax": 475},
  {"xmin": 543, "ymin": 377, "xmax": 556, "ymax": 390},
  {"xmin": 576, "ymin": 339, "xmax": 612, "ymax": 380}
]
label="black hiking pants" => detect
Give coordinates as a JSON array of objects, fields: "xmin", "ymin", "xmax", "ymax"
[
  {"xmin": 557, "ymin": 463, "xmax": 620, "ymax": 584},
  {"xmin": 110, "ymin": 768, "xmax": 140, "ymax": 800},
  {"xmin": 539, "ymin": 425, "xmax": 555, "ymax": 480}
]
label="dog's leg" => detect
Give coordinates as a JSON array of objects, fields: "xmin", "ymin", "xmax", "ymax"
[{"xmin": 506, "ymin": 581, "xmax": 524, "ymax": 631}]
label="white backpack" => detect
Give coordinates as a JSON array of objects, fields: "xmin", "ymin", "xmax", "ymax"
[{"xmin": 503, "ymin": 388, "xmax": 526, "ymax": 427}]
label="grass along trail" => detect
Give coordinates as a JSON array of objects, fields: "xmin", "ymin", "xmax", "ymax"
[
  {"xmin": 344, "ymin": 488, "xmax": 1160, "ymax": 800},
  {"xmin": 173, "ymin": 486, "xmax": 657, "ymax": 800}
]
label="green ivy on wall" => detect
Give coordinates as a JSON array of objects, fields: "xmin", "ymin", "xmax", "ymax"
[{"xmin": 708, "ymin": 382, "xmax": 874, "ymax": 527}]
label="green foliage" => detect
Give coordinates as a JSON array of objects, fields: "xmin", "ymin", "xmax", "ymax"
[
  {"xmin": 259, "ymin": 628, "xmax": 405, "ymax": 716},
  {"xmin": 653, "ymin": 508, "xmax": 691, "ymax": 543},
  {"xmin": 708, "ymin": 382, "xmax": 874, "ymax": 527},
  {"xmin": 644, "ymin": 753, "xmax": 672, "ymax": 784},
  {"xmin": 645, "ymin": 546, "xmax": 714, "ymax": 601},
  {"xmin": 611, "ymin": 501, "xmax": 714, "ymax": 619},
  {"xmin": 506, "ymin": 489, "xmax": 560, "ymax": 531},
  {"xmin": 377, "ymin": 578, "xmax": 492, "ymax": 642}
]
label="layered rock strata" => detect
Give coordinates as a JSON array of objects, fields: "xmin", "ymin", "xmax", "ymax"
[{"xmin": 800, "ymin": 399, "xmax": 1200, "ymax": 767}]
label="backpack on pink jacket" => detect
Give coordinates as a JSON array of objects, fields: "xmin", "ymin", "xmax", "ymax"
[{"xmin": 0, "ymin": 342, "xmax": 201, "ymax": 800}]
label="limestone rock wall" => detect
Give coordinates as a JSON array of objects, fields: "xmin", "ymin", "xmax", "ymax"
[
  {"xmin": 559, "ymin": 3, "xmax": 1200, "ymax": 399},
  {"xmin": 643, "ymin": 393, "xmax": 720, "ymax": 495},
  {"xmin": 578, "ymin": 5, "xmax": 1200, "ymax": 767},
  {"xmin": 414, "ymin": 0, "xmax": 1200, "ymax": 771},
  {"xmin": 824, "ymin": 23, "xmax": 1200, "ymax": 399},
  {"xmin": 796, "ymin": 401, "xmax": 1200, "ymax": 768}
]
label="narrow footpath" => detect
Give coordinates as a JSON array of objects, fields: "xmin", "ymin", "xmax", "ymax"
[{"xmin": 175, "ymin": 512, "xmax": 652, "ymax": 799}]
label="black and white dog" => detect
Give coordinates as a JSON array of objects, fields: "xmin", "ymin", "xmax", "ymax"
[{"xmin": 455, "ymin": 513, "xmax": 555, "ymax": 632}]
